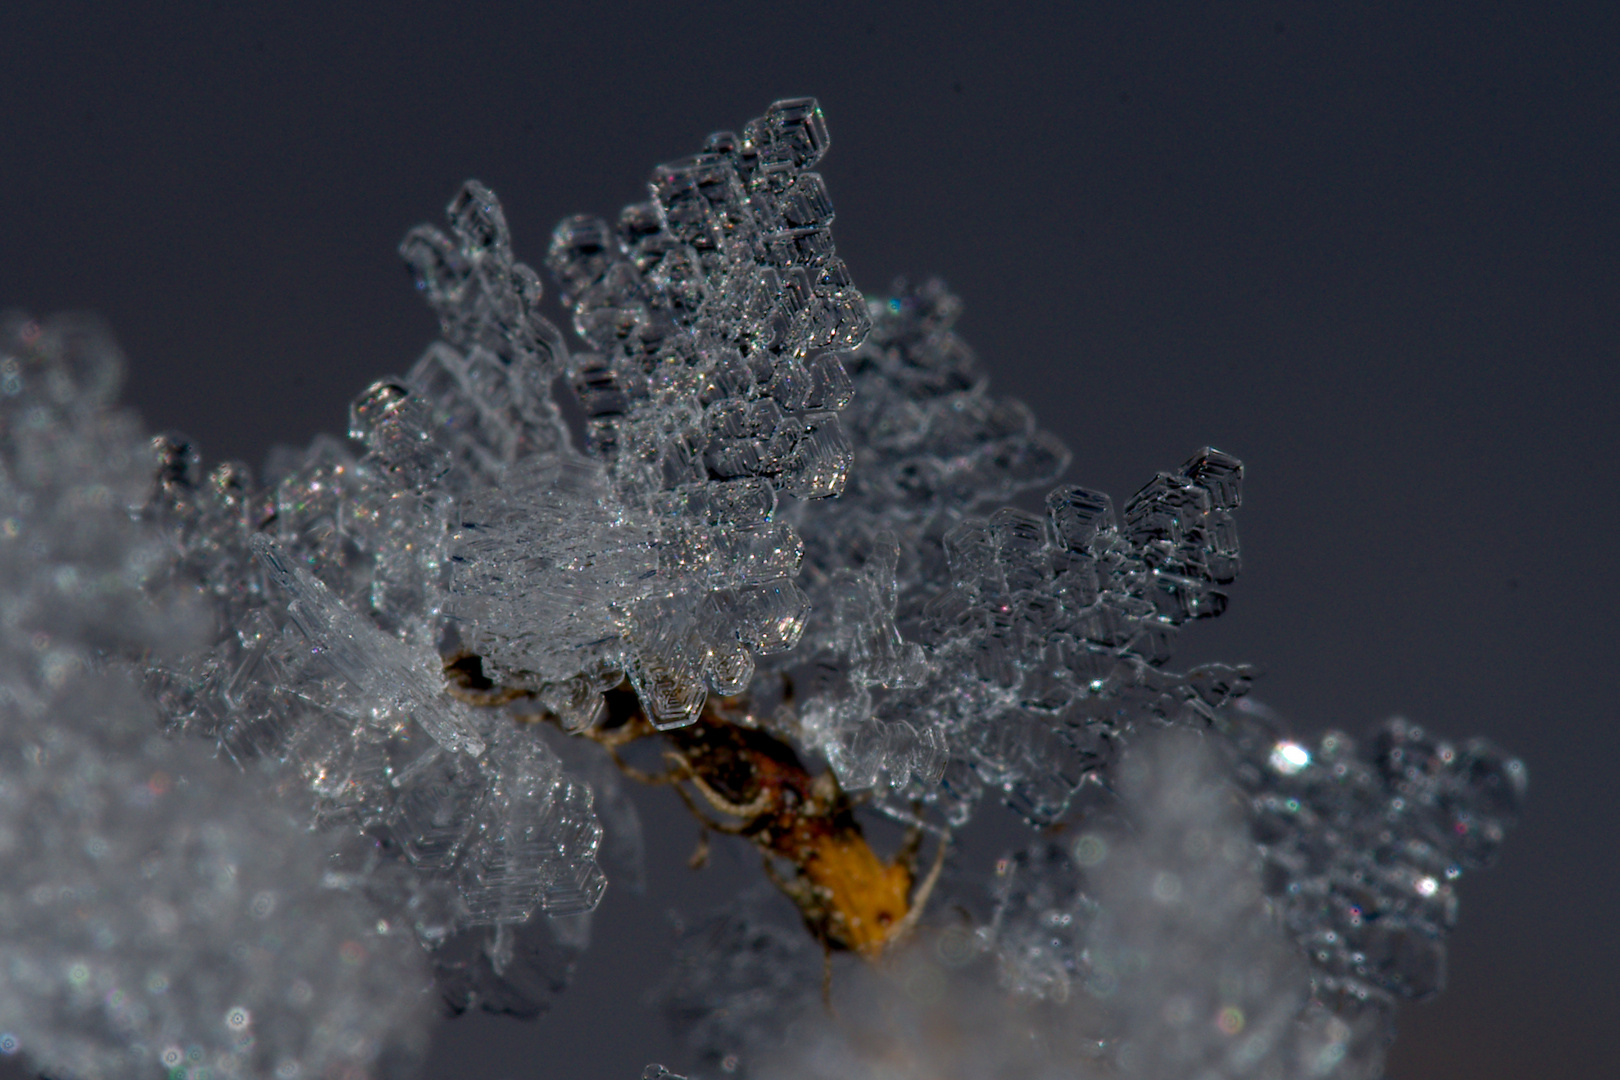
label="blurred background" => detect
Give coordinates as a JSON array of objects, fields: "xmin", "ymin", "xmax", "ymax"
[{"xmin": 3, "ymin": 3, "xmax": 1615, "ymax": 1077}]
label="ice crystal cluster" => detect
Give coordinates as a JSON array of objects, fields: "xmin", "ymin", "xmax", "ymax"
[
  {"xmin": 0, "ymin": 100, "xmax": 1525, "ymax": 1080},
  {"xmin": 0, "ymin": 315, "xmax": 434, "ymax": 1080}
]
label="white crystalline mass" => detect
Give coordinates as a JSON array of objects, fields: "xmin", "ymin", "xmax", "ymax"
[
  {"xmin": 1071, "ymin": 734, "xmax": 1360, "ymax": 1078},
  {"xmin": 0, "ymin": 313, "xmax": 435, "ymax": 1080},
  {"xmin": 540, "ymin": 98, "xmax": 865, "ymax": 726},
  {"xmin": 141, "ymin": 259, "xmax": 609, "ymax": 946},
  {"xmin": 1, "ymin": 96, "xmax": 1526, "ymax": 1076},
  {"xmin": 0, "ymin": 692, "xmax": 437, "ymax": 1080}
]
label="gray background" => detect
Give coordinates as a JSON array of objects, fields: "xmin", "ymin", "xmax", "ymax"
[{"xmin": 3, "ymin": 2, "xmax": 1615, "ymax": 1077}]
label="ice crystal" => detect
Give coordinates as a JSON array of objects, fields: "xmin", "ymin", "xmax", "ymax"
[
  {"xmin": 0, "ymin": 98, "xmax": 1526, "ymax": 1080},
  {"xmin": 0, "ymin": 314, "xmax": 435, "ymax": 1080},
  {"xmin": 774, "ymin": 277, "xmax": 1250, "ymax": 825},
  {"xmin": 1225, "ymin": 701, "xmax": 1527, "ymax": 1004}
]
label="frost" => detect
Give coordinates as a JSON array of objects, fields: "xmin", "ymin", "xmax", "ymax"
[
  {"xmin": 778, "ymin": 279, "xmax": 1251, "ymax": 821},
  {"xmin": 252, "ymin": 532, "xmax": 487, "ymax": 758},
  {"xmin": 1225, "ymin": 701, "xmax": 1527, "ymax": 1003},
  {"xmin": 0, "ymin": 97, "xmax": 1526, "ymax": 1078},
  {"xmin": 0, "ymin": 314, "xmax": 435, "ymax": 1080},
  {"xmin": 0, "ymin": 691, "xmax": 437, "ymax": 1080}
]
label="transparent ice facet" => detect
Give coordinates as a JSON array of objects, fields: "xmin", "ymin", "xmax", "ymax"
[
  {"xmin": 446, "ymin": 454, "xmax": 657, "ymax": 686},
  {"xmin": 252, "ymin": 533, "xmax": 487, "ymax": 758}
]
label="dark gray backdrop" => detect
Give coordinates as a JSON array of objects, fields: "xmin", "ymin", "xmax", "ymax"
[{"xmin": 3, "ymin": 3, "xmax": 1615, "ymax": 1078}]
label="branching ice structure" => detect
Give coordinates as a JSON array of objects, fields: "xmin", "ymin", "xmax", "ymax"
[
  {"xmin": 0, "ymin": 100, "xmax": 1524, "ymax": 1080},
  {"xmin": 0, "ymin": 315, "xmax": 435, "ymax": 1080}
]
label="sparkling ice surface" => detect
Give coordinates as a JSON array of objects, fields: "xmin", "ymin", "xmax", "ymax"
[{"xmin": 0, "ymin": 315, "xmax": 435, "ymax": 1080}]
